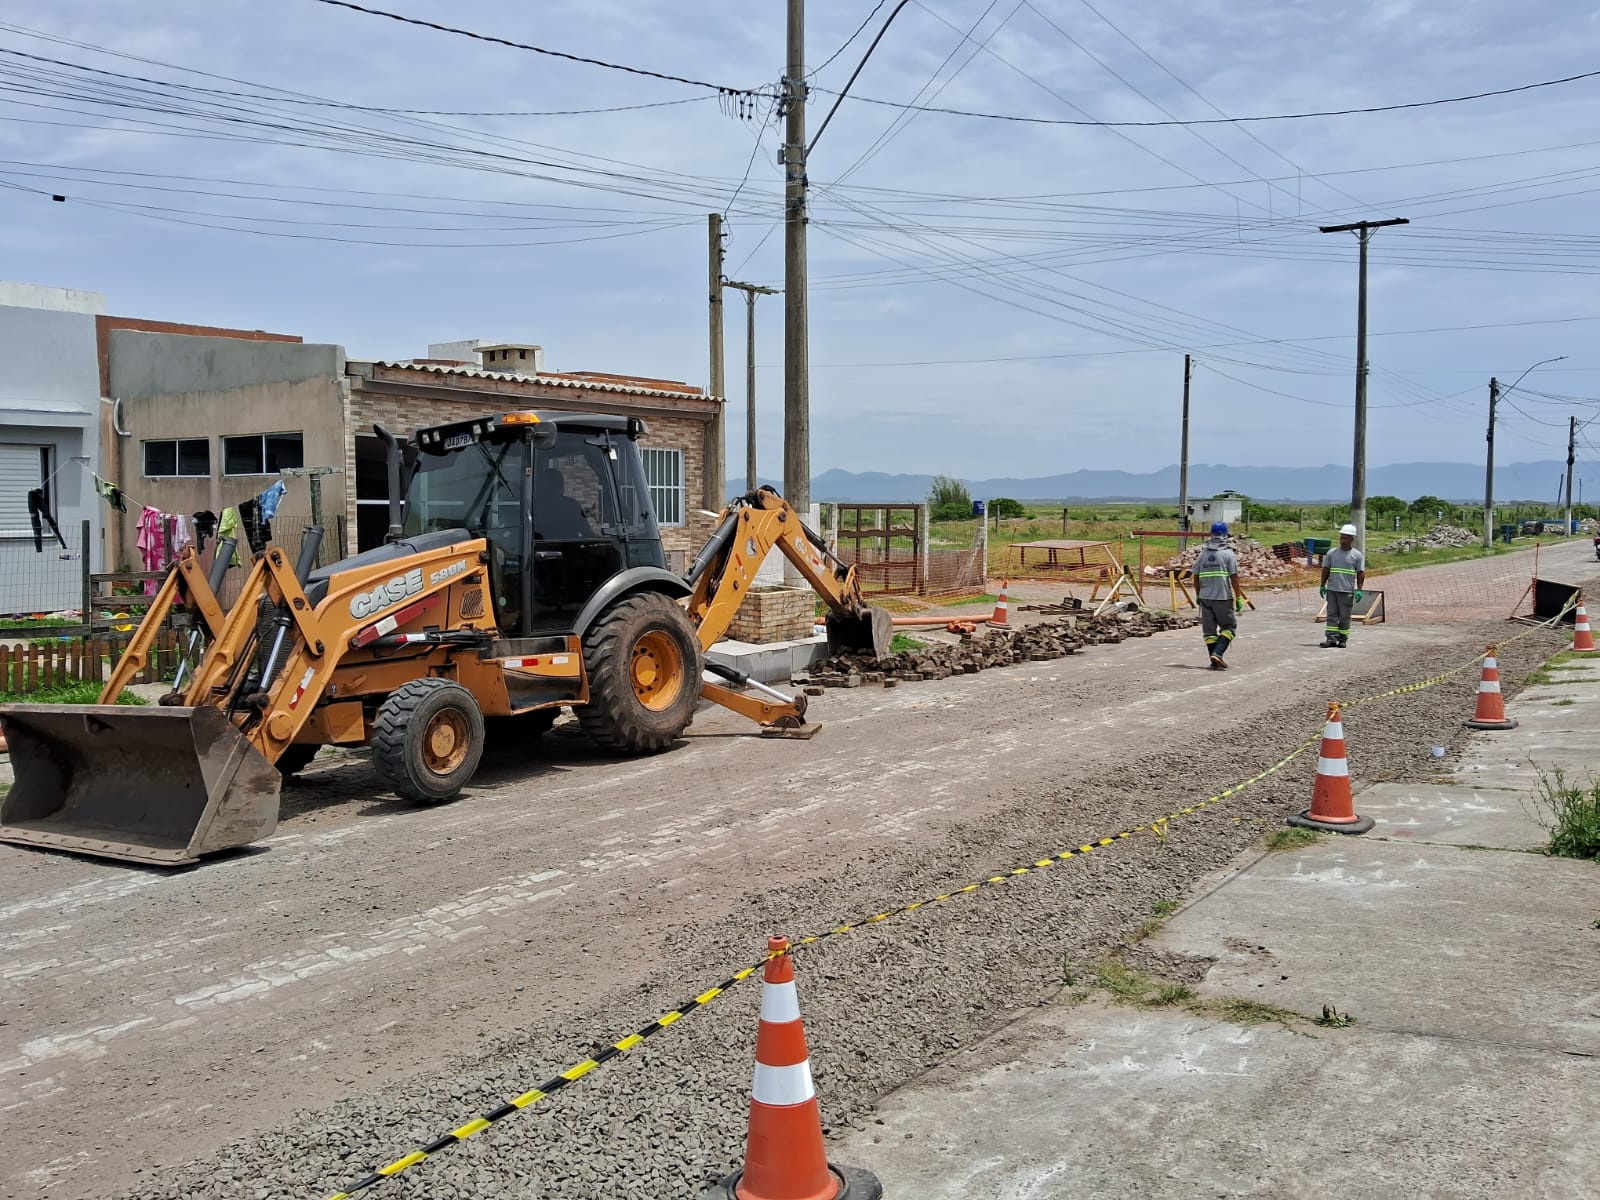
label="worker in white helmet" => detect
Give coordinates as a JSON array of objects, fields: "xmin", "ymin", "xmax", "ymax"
[
  {"xmin": 1319, "ymin": 523, "xmax": 1366, "ymax": 647},
  {"xmin": 1194, "ymin": 521, "xmax": 1244, "ymax": 668}
]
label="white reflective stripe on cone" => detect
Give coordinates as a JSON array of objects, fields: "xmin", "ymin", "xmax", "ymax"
[
  {"xmin": 1317, "ymin": 757, "xmax": 1350, "ymax": 777},
  {"xmin": 1484, "ymin": 658, "xmax": 1498, "ymax": 669},
  {"xmin": 1478, "ymin": 681, "xmax": 1502, "ymax": 693},
  {"xmin": 1323, "ymin": 723, "xmax": 1344, "ymax": 740},
  {"xmin": 752, "ymin": 1059, "xmax": 816, "ymax": 1106},
  {"xmin": 759, "ymin": 979, "xmax": 800, "ymax": 1024}
]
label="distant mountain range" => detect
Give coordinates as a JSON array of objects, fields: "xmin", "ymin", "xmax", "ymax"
[{"xmin": 800, "ymin": 460, "xmax": 1594, "ymax": 505}]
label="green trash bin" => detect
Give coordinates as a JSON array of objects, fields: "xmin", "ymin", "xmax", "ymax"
[
  {"xmin": 1498, "ymin": 524, "xmax": 1516, "ymax": 544},
  {"xmin": 1303, "ymin": 537, "xmax": 1331, "ymax": 564}
]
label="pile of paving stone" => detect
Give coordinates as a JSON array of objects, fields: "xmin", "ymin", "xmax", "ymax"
[
  {"xmin": 798, "ymin": 609, "xmax": 1198, "ymax": 690},
  {"xmin": 1378, "ymin": 522, "xmax": 1478, "ymax": 553},
  {"xmin": 1152, "ymin": 535, "xmax": 1298, "ymax": 579}
]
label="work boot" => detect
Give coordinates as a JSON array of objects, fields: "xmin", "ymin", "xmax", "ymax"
[
  {"xmin": 1337, "ymin": 634, "xmax": 1349, "ymax": 648},
  {"xmin": 1320, "ymin": 635, "xmax": 1337, "ymax": 648},
  {"xmin": 1209, "ymin": 652, "xmax": 1228, "ymax": 669}
]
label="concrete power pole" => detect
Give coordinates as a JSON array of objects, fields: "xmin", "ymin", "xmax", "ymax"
[
  {"xmin": 782, "ymin": 0, "xmax": 809, "ymax": 517},
  {"xmin": 1564, "ymin": 414, "xmax": 1577, "ymax": 537},
  {"xmin": 725, "ymin": 280, "xmax": 779, "ymax": 493},
  {"xmin": 1178, "ymin": 353, "xmax": 1192, "ymax": 550},
  {"xmin": 1483, "ymin": 376, "xmax": 1500, "ymax": 549},
  {"xmin": 1318, "ymin": 217, "xmax": 1408, "ymax": 554},
  {"xmin": 707, "ymin": 213, "xmax": 727, "ymax": 511}
]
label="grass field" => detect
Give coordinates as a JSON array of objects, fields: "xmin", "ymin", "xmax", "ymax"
[{"xmin": 861, "ymin": 500, "xmax": 1595, "ymax": 578}]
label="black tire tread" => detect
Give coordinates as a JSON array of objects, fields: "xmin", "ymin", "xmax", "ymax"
[
  {"xmin": 372, "ymin": 677, "xmax": 485, "ymax": 802},
  {"xmin": 576, "ymin": 592, "xmax": 700, "ymax": 754}
]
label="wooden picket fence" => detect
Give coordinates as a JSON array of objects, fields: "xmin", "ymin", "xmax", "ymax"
[{"xmin": 0, "ymin": 631, "xmax": 185, "ymax": 695}]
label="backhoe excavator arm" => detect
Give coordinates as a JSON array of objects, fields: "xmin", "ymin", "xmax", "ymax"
[{"xmin": 684, "ymin": 487, "xmax": 892, "ymax": 733}]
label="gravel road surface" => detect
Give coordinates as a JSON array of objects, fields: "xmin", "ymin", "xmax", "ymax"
[{"xmin": 2, "ymin": 538, "xmax": 1593, "ymax": 1199}]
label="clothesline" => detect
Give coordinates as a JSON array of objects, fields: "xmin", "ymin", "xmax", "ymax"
[{"xmin": 39, "ymin": 459, "xmax": 294, "ymax": 572}]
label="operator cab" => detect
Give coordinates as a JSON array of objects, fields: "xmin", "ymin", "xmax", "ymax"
[{"xmin": 404, "ymin": 411, "xmax": 666, "ymax": 636}]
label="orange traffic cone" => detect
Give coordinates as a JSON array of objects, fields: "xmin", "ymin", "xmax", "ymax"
[
  {"xmin": 1289, "ymin": 701, "xmax": 1373, "ymax": 835},
  {"xmin": 1464, "ymin": 645, "xmax": 1517, "ymax": 730},
  {"xmin": 988, "ymin": 580, "xmax": 1010, "ymax": 627},
  {"xmin": 698, "ymin": 938, "xmax": 881, "ymax": 1200},
  {"xmin": 1574, "ymin": 603, "xmax": 1597, "ymax": 653}
]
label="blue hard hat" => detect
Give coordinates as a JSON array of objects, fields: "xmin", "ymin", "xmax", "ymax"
[{"xmin": 1210, "ymin": 521, "xmax": 1229, "ymax": 535}]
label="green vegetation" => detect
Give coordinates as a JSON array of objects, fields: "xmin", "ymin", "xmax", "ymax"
[
  {"xmin": 1314, "ymin": 1004, "xmax": 1357, "ymax": 1028},
  {"xmin": 887, "ymin": 633, "xmax": 927, "ymax": 654},
  {"xmin": 1532, "ymin": 769, "xmax": 1600, "ymax": 861},
  {"xmin": 927, "ymin": 474, "xmax": 973, "ymax": 522},
  {"xmin": 1266, "ymin": 827, "xmax": 1323, "ymax": 852},
  {"xmin": 905, "ymin": 496, "xmax": 1589, "ymax": 579},
  {"xmin": 1066, "ymin": 957, "xmax": 1330, "ymax": 1033},
  {"xmin": 1151, "ymin": 898, "xmax": 1182, "ymax": 917},
  {"xmin": 0, "ymin": 681, "xmax": 145, "ymax": 706},
  {"xmin": 1554, "ymin": 699, "xmax": 1576, "ymax": 707}
]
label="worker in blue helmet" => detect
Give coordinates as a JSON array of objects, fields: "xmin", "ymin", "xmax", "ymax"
[{"xmin": 1193, "ymin": 521, "xmax": 1243, "ymax": 669}]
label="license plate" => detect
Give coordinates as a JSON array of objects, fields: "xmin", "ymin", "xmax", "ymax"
[{"xmin": 444, "ymin": 431, "xmax": 475, "ymax": 449}]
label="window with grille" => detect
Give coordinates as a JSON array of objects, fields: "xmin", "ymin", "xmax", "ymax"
[
  {"xmin": 223, "ymin": 431, "xmax": 304, "ymax": 475},
  {"xmin": 640, "ymin": 447, "xmax": 684, "ymax": 527},
  {"xmin": 143, "ymin": 438, "xmax": 210, "ymax": 477}
]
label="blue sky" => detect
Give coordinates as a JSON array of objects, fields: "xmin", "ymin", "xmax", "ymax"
[{"xmin": 3, "ymin": 0, "xmax": 1599, "ymax": 482}]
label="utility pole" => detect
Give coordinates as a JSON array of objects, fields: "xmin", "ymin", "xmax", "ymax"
[
  {"xmin": 724, "ymin": 280, "xmax": 779, "ymax": 493},
  {"xmin": 707, "ymin": 213, "xmax": 726, "ymax": 511},
  {"xmin": 1564, "ymin": 414, "xmax": 1577, "ymax": 536},
  {"xmin": 1318, "ymin": 216, "xmax": 1408, "ymax": 554},
  {"xmin": 782, "ymin": 0, "xmax": 809, "ymax": 519},
  {"xmin": 1484, "ymin": 355, "xmax": 1565, "ymax": 547},
  {"xmin": 1483, "ymin": 377, "xmax": 1500, "ymax": 549},
  {"xmin": 1178, "ymin": 353, "xmax": 1192, "ymax": 550}
]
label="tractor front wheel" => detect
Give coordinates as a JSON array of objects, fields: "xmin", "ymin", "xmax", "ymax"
[
  {"xmin": 577, "ymin": 592, "xmax": 701, "ymax": 753},
  {"xmin": 372, "ymin": 678, "xmax": 486, "ymax": 803}
]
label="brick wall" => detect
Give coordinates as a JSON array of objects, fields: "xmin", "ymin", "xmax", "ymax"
[
  {"xmin": 726, "ymin": 586, "xmax": 817, "ymax": 644},
  {"xmin": 346, "ymin": 385, "xmax": 716, "ymax": 559}
]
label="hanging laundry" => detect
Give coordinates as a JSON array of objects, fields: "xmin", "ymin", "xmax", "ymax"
[
  {"xmin": 239, "ymin": 497, "xmax": 271, "ymax": 551},
  {"xmin": 192, "ymin": 510, "xmax": 217, "ymax": 554},
  {"xmin": 136, "ymin": 507, "xmax": 166, "ymax": 571},
  {"xmin": 257, "ymin": 479, "xmax": 287, "ymax": 522},
  {"xmin": 171, "ymin": 514, "xmax": 192, "ymax": 557},
  {"xmin": 217, "ymin": 506, "xmax": 245, "ymax": 566},
  {"xmin": 93, "ymin": 474, "xmax": 129, "ymax": 514},
  {"xmin": 26, "ymin": 489, "xmax": 66, "ymax": 553}
]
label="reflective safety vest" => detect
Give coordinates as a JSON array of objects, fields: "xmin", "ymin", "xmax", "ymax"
[
  {"xmin": 1324, "ymin": 547, "xmax": 1365, "ymax": 593},
  {"xmin": 1193, "ymin": 542, "xmax": 1237, "ymax": 601}
]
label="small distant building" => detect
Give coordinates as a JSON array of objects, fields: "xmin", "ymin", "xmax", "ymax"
[{"xmin": 1184, "ymin": 492, "xmax": 1244, "ymax": 531}]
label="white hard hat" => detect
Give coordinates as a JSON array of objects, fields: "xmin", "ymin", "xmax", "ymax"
[{"xmin": 1339, "ymin": 523, "xmax": 1358, "ymax": 536}]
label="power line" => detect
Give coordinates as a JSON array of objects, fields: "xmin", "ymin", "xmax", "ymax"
[
  {"xmin": 812, "ymin": 1, "xmax": 888, "ymax": 76},
  {"xmin": 815, "ymin": 65, "xmax": 1600, "ymax": 126},
  {"xmin": 0, "ymin": 46, "xmax": 711, "ymax": 116},
  {"xmin": 305, "ymin": 0, "xmax": 763, "ymax": 101}
]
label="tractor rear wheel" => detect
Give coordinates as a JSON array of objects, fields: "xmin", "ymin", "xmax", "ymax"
[
  {"xmin": 372, "ymin": 678, "xmax": 485, "ymax": 802},
  {"xmin": 577, "ymin": 592, "xmax": 701, "ymax": 753}
]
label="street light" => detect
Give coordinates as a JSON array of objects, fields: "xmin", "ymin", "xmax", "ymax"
[{"xmin": 1484, "ymin": 355, "xmax": 1565, "ymax": 548}]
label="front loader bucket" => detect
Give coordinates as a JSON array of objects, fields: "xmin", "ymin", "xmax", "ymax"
[
  {"xmin": 825, "ymin": 606, "xmax": 894, "ymax": 661},
  {"xmin": 0, "ymin": 705, "xmax": 281, "ymax": 866}
]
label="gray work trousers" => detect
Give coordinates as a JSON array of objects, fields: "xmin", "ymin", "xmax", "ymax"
[
  {"xmin": 1199, "ymin": 597, "xmax": 1237, "ymax": 652},
  {"xmin": 1326, "ymin": 590, "xmax": 1355, "ymax": 637}
]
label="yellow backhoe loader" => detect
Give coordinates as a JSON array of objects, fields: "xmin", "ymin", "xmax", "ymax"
[{"xmin": 0, "ymin": 411, "xmax": 891, "ymax": 866}]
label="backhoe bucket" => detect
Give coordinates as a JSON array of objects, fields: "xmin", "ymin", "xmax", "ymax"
[
  {"xmin": 824, "ymin": 606, "xmax": 894, "ymax": 661},
  {"xmin": 0, "ymin": 705, "xmax": 281, "ymax": 866}
]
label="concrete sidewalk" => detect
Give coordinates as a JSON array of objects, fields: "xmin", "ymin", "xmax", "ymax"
[{"xmin": 834, "ymin": 657, "xmax": 1600, "ymax": 1199}]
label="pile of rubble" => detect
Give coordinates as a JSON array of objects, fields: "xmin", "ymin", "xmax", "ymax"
[
  {"xmin": 1150, "ymin": 535, "xmax": 1299, "ymax": 580},
  {"xmin": 798, "ymin": 608, "xmax": 1198, "ymax": 689},
  {"xmin": 1378, "ymin": 523, "xmax": 1477, "ymax": 553}
]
